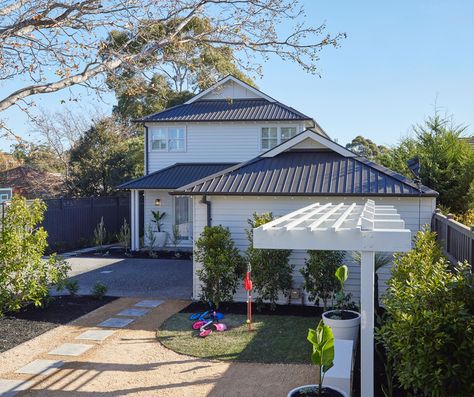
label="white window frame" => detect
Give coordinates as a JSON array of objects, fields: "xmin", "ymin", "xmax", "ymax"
[
  {"xmin": 260, "ymin": 125, "xmax": 298, "ymax": 151},
  {"xmin": 150, "ymin": 126, "xmax": 187, "ymax": 152}
]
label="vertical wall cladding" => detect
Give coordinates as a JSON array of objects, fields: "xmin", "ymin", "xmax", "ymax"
[{"xmin": 192, "ymin": 195, "xmax": 436, "ymax": 304}]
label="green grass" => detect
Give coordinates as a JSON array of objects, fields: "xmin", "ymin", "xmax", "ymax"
[{"xmin": 157, "ymin": 313, "xmax": 319, "ymax": 364}]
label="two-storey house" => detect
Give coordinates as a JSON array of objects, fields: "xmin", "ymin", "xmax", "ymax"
[{"xmin": 120, "ymin": 75, "xmax": 437, "ymax": 303}]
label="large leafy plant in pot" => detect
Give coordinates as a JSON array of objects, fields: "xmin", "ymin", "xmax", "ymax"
[
  {"xmin": 322, "ymin": 265, "xmax": 361, "ymax": 346},
  {"xmin": 151, "ymin": 210, "xmax": 167, "ymax": 247},
  {"xmin": 287, "ymin": 320, "xmax": 347, "ymax": 397}
]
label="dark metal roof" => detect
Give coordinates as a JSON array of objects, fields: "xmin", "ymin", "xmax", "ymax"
[
  {"xmin": 136, "ymin": 99, "xmax": 313, "ymax": 123},
  {"xmin": 118, "ymin": 163, "xmax": 237, "ymax": 190},
  {"xmin": 174, "ymin": 151, "xmax": 439, "ymax": 197}
]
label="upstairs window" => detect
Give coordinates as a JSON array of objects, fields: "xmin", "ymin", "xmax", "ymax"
[
  {"xmin": 261, "ymin": 126, "xmax": 298, "ymax": 150},
  {"xmin": 150, "ymin": 127, "xmax": 186, "ymax": 152}
]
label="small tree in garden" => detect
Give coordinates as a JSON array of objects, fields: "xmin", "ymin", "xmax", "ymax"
[
  {"xmin": 377, "ymin": 229, "xmax": 474, "ymax": 397},
  {"xmin": 93, "ymin": 217, "xmax": 107, "ymax": 250},
  {"xmin": 151, "ymin": 210, "xmax": 166, "ymax": 232},
  {"xmin": 0, "ymin": 196, "xmax": 69, "ymax": 315},
  {"xmin": 301, "ymin": 250, "xmax": 344, "ymax": 311},
  {"xmin": 194, "ymin": 225, "xmax": 244, "ymax": 309},
  {"xmin": 145, "ymin": 223, "xmax": 157, "ymax": 258},
  {"xmin": 117, "ymin": 218, "xmax": 131, "ymax": 253},
  {"xmin": 246, "ymin": 213, "xmax": 293, "ymax": 309}
]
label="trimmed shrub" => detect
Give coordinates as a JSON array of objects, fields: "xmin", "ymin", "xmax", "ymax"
[
  {"xmin": 91, "ymin": 282, "xmax": 108, "ymax": 300},
  {"xmin": 246, "ymin": 212, "xmax": 293, "ymax": 309},
  {"xmin": 377, "ymin": 229, "xmax": 474, "ymax": 397},
  {"xmin": 194, "ymin": 225, "xmax": 244, "ymax": 309},
  {"xmin": 0, "ymin": 196, "xmax": 69, "ymax": 315},
  {"xmin": 300, "ymin": 250, "xmax": 344, "ymax": 311}
]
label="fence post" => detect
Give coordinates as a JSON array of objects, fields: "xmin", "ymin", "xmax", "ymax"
[
  {"xmin": 471, "ymin": 225, "xmax": 474, "ymax": 266},
  {"xmin": 446, "ymin": 213, "xmax": 454, "ymax": 254}
]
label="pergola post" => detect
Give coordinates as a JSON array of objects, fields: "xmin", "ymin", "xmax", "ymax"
[
  {"xmin": 130, "ymin": 189, "xmax": 140, "ymax": 251},
  {"xmin": 360, "ymin": 250, "xmax": 375, "ymax": 397}
]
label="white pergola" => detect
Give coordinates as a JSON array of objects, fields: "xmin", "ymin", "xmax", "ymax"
[{"xmin": 253, "ymin": 199, "xmax": 412, "ymax": 397}]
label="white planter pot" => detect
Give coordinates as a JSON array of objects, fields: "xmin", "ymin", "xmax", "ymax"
[
  {"xmin": 155, "ymin": 231, "xmax": 168, "ymax": 248},
  {"xmin": 322, "ymin": 310, "xmax": 361, "ymax": 347},
  {"xmin": 287, "ymin": 385, "xmax": 347, "ymax": 397}
]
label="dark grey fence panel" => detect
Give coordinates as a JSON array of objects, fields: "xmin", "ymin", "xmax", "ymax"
[
  {"xmin": 432, "ymin": 210, "xmax": 474, "ymax": 265},
  {"xmin": 38, "ymin": 195, "xmax": 143, "ymax": 252}
]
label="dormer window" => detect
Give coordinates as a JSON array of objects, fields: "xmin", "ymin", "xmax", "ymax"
[
  {"xmin": 261, "ymin": 126, "xmax": 297, "ymax": 150},
  {"xmin": 150, "ymin": 127, "xmax": 186, "ymax": 152}
]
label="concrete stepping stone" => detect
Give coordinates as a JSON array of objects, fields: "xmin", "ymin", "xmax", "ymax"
[
  {"xmin": 117, "ymin": 308, "xmax": 149, "ymax": 317},
  {"xmin": 98, "ymin": 317, "xmax": 134, "ymax": 328},
  {"xmin": 134, "ymin": 300, "xmax": 163, "ymax": 308},
  {"xmin": 16, "ymin": 359, "xmax": 64, "ymax": 375},
  {"xmin": 76, "ymin": 329, "xmax": 115, "ymax": 341},
  {"xmin": 48, "ymin": 343, "xmax": 93, "ymax": 356},
  {"xmin": 0, "ymin": 379, "xmax": 33, "ymax": 396}
]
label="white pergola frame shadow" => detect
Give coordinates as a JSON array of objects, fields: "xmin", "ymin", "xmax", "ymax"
[{"xmin": 253, "ymin": 199, "xmax": 412, "ymax": 397}]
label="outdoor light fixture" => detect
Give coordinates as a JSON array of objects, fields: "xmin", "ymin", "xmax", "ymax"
[{"xmin": 155, "ymin": 199, "xmax": 161, "ymax": 206}]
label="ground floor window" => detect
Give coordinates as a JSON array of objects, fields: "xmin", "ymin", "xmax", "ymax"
[{"xmin": 174, "ymin": 196, "xmax": 193, "ymax": 240}]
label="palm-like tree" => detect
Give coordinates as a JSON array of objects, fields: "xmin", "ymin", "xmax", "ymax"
[{"xmin": 352, "ymin": 251, "xmax": 392, "ymax": 313}]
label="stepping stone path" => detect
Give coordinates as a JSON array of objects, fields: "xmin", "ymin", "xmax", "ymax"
[
  {"xmin": 0, "ymin": 379, "xmax": 33, "ymax": 397},
  {"xmin": 76, "ymin": 330, "xmax": 115, "ymax": 341},
  {"xmin": 16, "ymin": 359, "xmax": 64, "ymax": 375},
  {"xmin": 48, "ymin": 343, "xmax": 93, "ymax": 357},
  {"xmin": 2, "ymin": 298, "xmax": 164, "ymax": 396},
  {"xmin": 98, "ymin": 317, "xmax": 135, "ymax": 328},
  {"xmin": 117, "ymin": 308, "xmax": 149, "ymax": 317},
  {"xmin": 134, "ymin": 300, "xmax": 163, "ymax": 308}
]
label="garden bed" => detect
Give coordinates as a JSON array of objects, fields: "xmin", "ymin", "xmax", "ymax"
[
  {"xmin": 0, "ymin": 295, "xmax": 116, "ymax": 353},
  {"xmin": 76, "ymin": 246, "xmax": 192, "ymax": 260}
]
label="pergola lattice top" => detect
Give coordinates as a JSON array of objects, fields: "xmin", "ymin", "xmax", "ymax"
[{"xmin": 253, "ymin": 200, "xmax": 412, "ymax": 252}]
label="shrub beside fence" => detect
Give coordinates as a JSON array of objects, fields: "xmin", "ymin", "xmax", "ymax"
[
  {"xmin": 432, "ymin": 209, "xmax": 474, "ymax": 265},
  {"xmin": 37, "ymin": 195, "xmax": 143, "ymax": 252}
]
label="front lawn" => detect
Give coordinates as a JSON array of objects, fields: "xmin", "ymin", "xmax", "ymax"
[{"xmin": 157, "ymin": 312, "xmax": 318, "ymax": 364}]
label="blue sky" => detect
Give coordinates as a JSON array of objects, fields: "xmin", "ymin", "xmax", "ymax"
[{"xmin": 1, "ymin": 0, "xmax": 473, "ymax": 151}]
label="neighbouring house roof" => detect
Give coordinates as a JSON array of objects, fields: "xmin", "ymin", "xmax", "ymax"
[
  {"xmin": 0, "ymin": 166, "xmax": 65, "ymax": 199},
  {"xmin": 118, "ymin": 163, "xmax": 237, "ymax": 190},
  {"xmin": 461, "ymin": 136, "xmax": 474, "ymax": 149},
  {"xmin": 135, "ymin": 99, "xmax": 313, "ymax": 123},
  {"xmin": 173, "ymin": 150, "xmax": 438, "ymax": 197}
]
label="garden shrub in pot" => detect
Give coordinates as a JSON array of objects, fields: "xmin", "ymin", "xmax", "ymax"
[
  {"xmin": 322, "ymin": 264, "xmax": 360, "ymax": 345},
  {"xmin": 194, "ymin": 225, "xmax": 244, "ymax": 309},
  {"xmin": 246, "ymin": 212, "xmax": 293, "ymax": 310},
  {"xmin": 377, "ymin": 229, "xmax": 474, "ymax": 397},
  {"xmin": 287, "ymin": 320, "xmax": 347, "ymax": 397}
]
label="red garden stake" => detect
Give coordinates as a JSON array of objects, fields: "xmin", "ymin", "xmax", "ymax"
[{"xmin": 244, "ymin": 264, "xmax": 253, "ymax": 331}]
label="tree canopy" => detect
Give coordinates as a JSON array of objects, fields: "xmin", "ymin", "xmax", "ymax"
[
  {"xmin": 67, "ymin": 118, "xmax": 143, "ymax": 196},
  {"xmin": 348, "ymin": 113, "xmax": 474, "ymax": 213},
  {"xmin": 0, "ymin": 0, "xmax": 345, "ymax": 136}
]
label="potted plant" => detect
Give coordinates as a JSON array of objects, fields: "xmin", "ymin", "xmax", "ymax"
[
  {"xmin": 151, "ymin": 210, "xmax": 167, "ymax": 247},
  {"xmin": 322, "ymin": 265, "xmax": 360, "ymax": 346},
  {"xmin": 287, "ymin": 320, "xmax": 347, "ymax": 397}
]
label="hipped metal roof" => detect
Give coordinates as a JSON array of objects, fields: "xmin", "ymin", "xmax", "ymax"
[
  {"xmin": 173, "ymin": 150, "xmax": 438, "ymax": 197},
  {"xmin": 118, "ymin": 163, "xmax": 236, "ymax": 190},
  {"xmin": 135, "ymin": 99, "xmax": 313, "ymax": 123}
]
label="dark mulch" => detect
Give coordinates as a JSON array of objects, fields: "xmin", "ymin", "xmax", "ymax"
[
  {"xmin": 77, "ymin": 246, "xmax": 192, "ymax": 260},
  {"xmin": 180, "ymin": 301, "xmax": 325, "ymax": 317},
  {"xmin": 0, "ymin": 295, "xmax": 116, "ymax": 353}
]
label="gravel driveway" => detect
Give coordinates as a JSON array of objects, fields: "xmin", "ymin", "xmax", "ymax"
[{"xmin": 61, "ymin": 257, "xmax": 192, "ymax": 299}]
